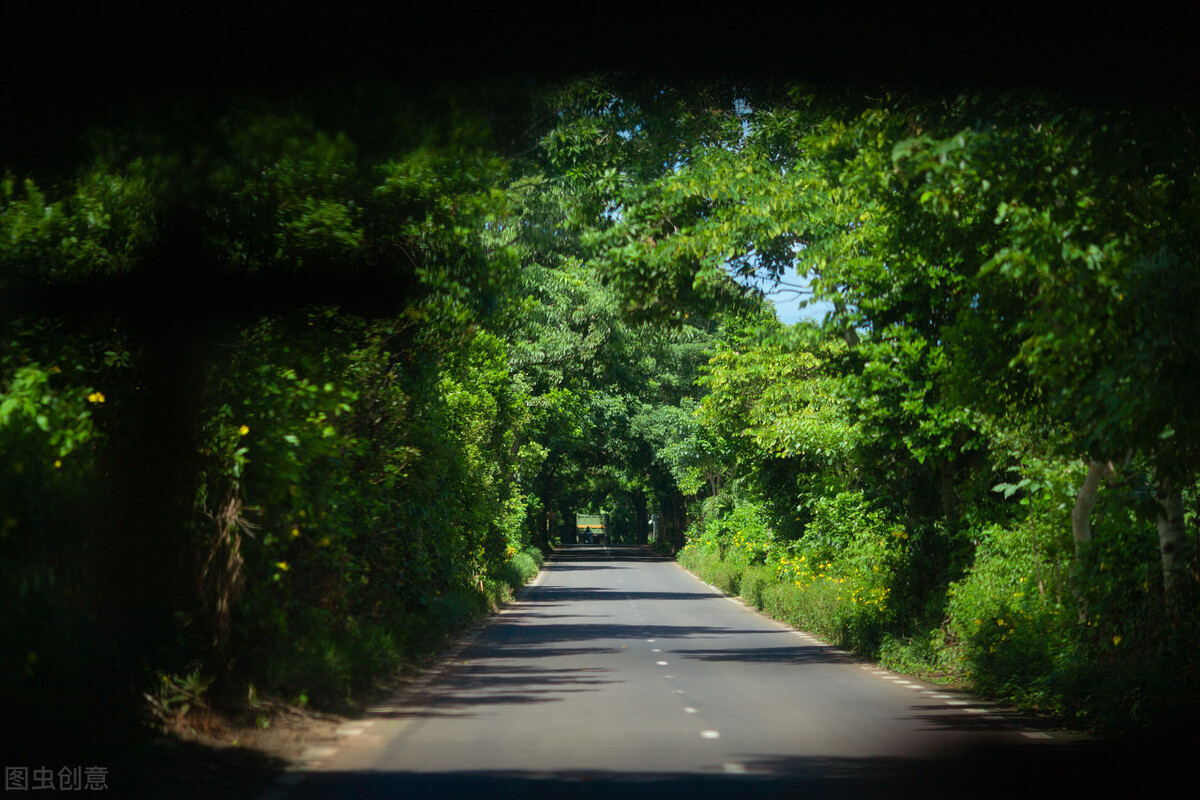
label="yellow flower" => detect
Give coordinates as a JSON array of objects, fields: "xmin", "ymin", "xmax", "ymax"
[
  {"xmin": 54, "ymin": 459, "xmax": 62, "ymax": 469},
  {"xmin": 87, "ymin": 392, "xmax": 106, "ymax": 404},
  {"xmin": 276, "ymin": 561, "xmax": 290, "ymax": 571},
  {"xmin": 238, "ymin": 425, "xmax": 250, "ymax": 436},
  {"xmin": 1113, "ymin": 635, "xmax": 1121, "ymax": 646},
  {"xmin": 291, "ymin": 527, "xmax": 301, "ymax": 538}
]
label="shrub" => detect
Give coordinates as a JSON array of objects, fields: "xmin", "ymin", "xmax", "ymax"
[
  {"xmin": 944, "ymin": 523, "xmax": 1072, "ymax": 709},
  {"xmin": 683, "ymin": 497, "xmax": 775, "ymax": 564},
  {"xmin": 682, "ymin": 491, "xmax": 909, "ymax": 656}
]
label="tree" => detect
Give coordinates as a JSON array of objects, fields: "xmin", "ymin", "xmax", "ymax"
[{"xmin": 891, "ymin": 97, "xmax": 1200, "ymax": 597}]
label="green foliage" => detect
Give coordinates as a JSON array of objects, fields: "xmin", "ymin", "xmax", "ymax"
[
  {"xmin": 888, "ymin": 100, "xmax": 1200, "ymax": 482},
  {"xmin": 498, "ymin": 546, "xmax": 545, "ymax": 588},
  {"xmin": 794, "ymin": 491, "xmax": 891, "ymax": 565},
  {"xmin": 699, "ymin": 335, "xmax": 856, "ymax": 465},
  {"xmin": 206, "ymin": 112, "xmax": 365, "ymax": 274},
  {"xmin": 144, "ymin": 668, "xmax": 215, "ymax": 725},
  {"xmin": 0, "ymin": 363, "xmax": 100, "ymax": 464},
  {"xmin": 0, "ymin": 317, "xmax": 127, "ymax": 741},
  {"xmin": 0, "ymin": 88, "xmax": 559, "ymax": 734},
  {"xmin": 943, "ymin": 524, "xmax": 1073, "ymax": 705},
  {"xmin": 4, "ymin": 78, "xmax": 1199, "ymax": 743},
  {"xmin": 683, "ymin": 497, "xmax": 774, "ymax": 562},
  {"xmin": 1, "ymin": 164, "xmax": 161, "ymax": 280}
]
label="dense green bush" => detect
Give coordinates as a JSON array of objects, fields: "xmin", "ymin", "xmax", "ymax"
[
  {"xmin": 943, "ymin": 523, "xmax": 1072, "ymax": 707},
  {"xmin": 684, "ymin": 497, "xmax": 774, "ymax": 562},
  {"xmin": 687, "ymin": 487, "xmax": 1200, "ymax": 730},
  {"xmin": 0, "ymin": 97, "xmax": 559, "ymax": 740},
  {"xmin": 681, "ymin": 491, "xmax": 908, "ymax": 653}
]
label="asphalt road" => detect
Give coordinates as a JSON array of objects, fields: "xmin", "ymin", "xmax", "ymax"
[{"xmin": 279, "ymin": 544, "xmax": 1185, "ymax": 799}]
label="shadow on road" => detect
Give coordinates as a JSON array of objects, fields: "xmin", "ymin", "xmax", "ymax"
[
  {"xmin": 290, "ymin": 736, "xmax": 1188, "ymax": 799},
  {"xmin": 529, "ymin": 586, "xmax": 717, "ymax": 602},
  {"xmin": 673, "ymin": 645, "xmax": 857, "ymax": 666},
  {"xmin": 484, "ymin": 620, "xmax": 793, "ymax": 646},
  {"xmin": 372, "ymin": 663, "xmax": 619, "ymax": 719},
  {"xmin": 548, "ymin": 544, "xmax": 672, "ymax": 564},
  {"xmin": 365, "ymin": 546, "xmax": 868, "ymax": 720}
]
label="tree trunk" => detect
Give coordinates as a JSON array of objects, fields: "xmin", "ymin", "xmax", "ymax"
[
  {"xmin": 1071, "ymin": 460, "xmax": 1111, "ymax": 557},
  {"xmin": 536, "ymin": 491, "xmax": 551, "ymax": 550},
  {"xmin": 660, "ymin": 490, "xmax": 687, "ymax": 552},
  {"xmin": 632, "ymin": 490, "xmax": 649, "ymax": 546},
  {"xmin": 1155, "ymin": 474, "xmax": 1188, "ymax": 600},
  {"xmin": 938, "ymin": 458, "xmax": 959, "ymax": 524},
  {"xmin": 1069, "ymin": 459, "xmax": 1112, "ymax": 621}
]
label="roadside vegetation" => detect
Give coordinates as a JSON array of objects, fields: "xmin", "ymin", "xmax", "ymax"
[
  {"xmin": 3, "ymin": 76, "xmax": 1197, "ymax": 764},
  {"xmin": 658, "ymin": 93, "xmax": 1200, "ymax": 733}
]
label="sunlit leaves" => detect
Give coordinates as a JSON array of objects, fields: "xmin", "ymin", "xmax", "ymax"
[{"xmin": 699, "ymin": 338, "xmax": 856, "ymax": 464}]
